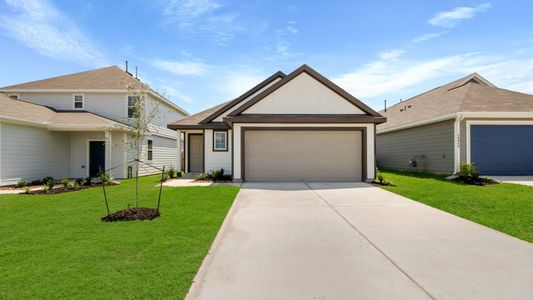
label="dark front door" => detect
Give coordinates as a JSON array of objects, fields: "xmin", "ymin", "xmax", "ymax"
[
  {"xmin": 471, "ymin": 125, "xmax": 533, "ymax": 175},
  {"xmin": 89, "ymin": 141, "xmax": 106, "ymax": 177}
]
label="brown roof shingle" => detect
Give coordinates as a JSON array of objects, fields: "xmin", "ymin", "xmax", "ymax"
[{"xmin": 378, "ymin": 74, "xmax": 533, "ymax": 131}]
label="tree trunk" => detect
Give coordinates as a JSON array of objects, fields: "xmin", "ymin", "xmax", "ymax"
[{"xmin": 135, "ymin": 159, "xmax": 139, "ymax": 208}]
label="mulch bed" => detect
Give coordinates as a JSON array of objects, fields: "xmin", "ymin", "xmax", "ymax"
[
  {"xmin": 370, "ymin": 180, "xmax": 395, "ymax": 187},
  {"xmin": 453, "ymin": 176, "xmax": 499, "ymax": 186},
  {"xmin": 28, "ymin": 182, "xmax": 119, "ymax": 195},
  {"xmin": 101, "ymin": 207, "xmax": 160, "ymax": 222}
]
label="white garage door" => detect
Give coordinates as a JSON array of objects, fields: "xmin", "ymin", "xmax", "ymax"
[{"xmin": 243, "ymin": 130, "xmax": 363, "ymax": 181}]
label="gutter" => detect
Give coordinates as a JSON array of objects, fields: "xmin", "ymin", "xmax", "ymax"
[{"xmin": 453, "ymin": 113, "xmax": 464, "ymax": 174}]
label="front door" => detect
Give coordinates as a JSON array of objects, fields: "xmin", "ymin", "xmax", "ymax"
[
  {"xmin": 89, "ymin": 141, "xmax": 106, "ymax": 177},
  {"xmin": 188, "ymin": 134, "xmax": 204, "ymax": 172}
]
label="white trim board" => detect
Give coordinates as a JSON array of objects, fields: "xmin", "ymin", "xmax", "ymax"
[{"xmin": 465, "ymin": 120, "xmax": 533, "ymax": 164}]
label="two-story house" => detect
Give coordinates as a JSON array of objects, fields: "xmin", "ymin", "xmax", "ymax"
[{"xmin": 0, "ymin": 66, "xmax": 188, "ymax": 186}]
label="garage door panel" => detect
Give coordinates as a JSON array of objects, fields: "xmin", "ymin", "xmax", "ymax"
[
  {"xmin": 471, "ymin": 125, "xmax": 533, "ymax": 175},
  {"xmin": 244, "ymin": 130, "xmax": 362, "ymax": 181}
]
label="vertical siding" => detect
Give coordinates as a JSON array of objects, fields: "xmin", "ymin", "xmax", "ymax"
[
  {"xmin": 1, "ymin": 123, "xmax": 70, "ymax": 184},
  {"xmin": 376, "ymin": 120, "xmax": 455, "ymax": 174},
  {"xmin": 204, "ymin": 129, "xmax": 232, "ymax": 174}
]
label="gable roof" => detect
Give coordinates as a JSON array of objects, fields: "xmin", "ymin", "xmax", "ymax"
[
  {"xmin": 199, "ymin": 71, "xmax": 286, "ymax": 124},
  {"xmin": 0, "ymin": 93, "xmax": 129, "ymax": 130},
  {"xmin": 0, "ymin": 66, "xmax": 189, "ymax": 116},
  {"xmin": 377, "ymin": 73, "xmax": 533, "ymax": 131},
  {"xmin": 228, "ymin": 64, "xmax": 382, "ymax": 117}
]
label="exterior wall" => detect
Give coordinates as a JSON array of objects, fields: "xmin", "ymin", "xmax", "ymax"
[
  {"xmin": 242, "ymin": 73, "xmax": 365, "ymax": 114},
  {"xmin": 128, "ymin": 135, "xmax": 179, "ymax": 177},
  {"xmin": 232, "ymin": 123, "xmax": 375, "ymax": 181},
  {"xmin": 69, "ymin": 131, "xmax": 106, "ymax": 178},
  {"xmin": 0, "ymin": 122, "xmax": 70, "ymax": 185},
  {"xmin": 376, "ymin": 120, "xmax": 455, "ymax": 174},
  {"xmin": 16, "ymin": 92, "xmax": 126, "ymax": 121},
  {"xmin": 204, "ymin": 129, "xmax": 232, "ymax": 174},
  {"xmin": 213, "ymin": 78, "xmax": 283, "ymax": 122}
]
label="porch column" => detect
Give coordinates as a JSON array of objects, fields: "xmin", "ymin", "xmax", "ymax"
[{"xmin": 105, "ymin": 130, "xmax": 112, "ymax": 172}]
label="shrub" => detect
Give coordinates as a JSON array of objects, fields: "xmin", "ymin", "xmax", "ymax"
[
  {"xmin": 67, "ymin": 182, "xmax": 76, "ymax": 190},
  {"xmin": 30, "ymin": 179, "xmax": 41, "ymax": 186},
  {"xmin": 168, "ymin": 166, "xmax": 176, "ymax": 179},
  {"xmin": 377, "ymin": 174, "xmax": 384, "ymax": 183},
  {"xmin": 41, "ymin": 185, "xmax": 50, "ymax": 193},
  {"xmin": 196, "ymin": 172, "xmax": 209, "ymax": 180},
  {"xmin": 75, "ymin": 178, "xmax": 86, "ymax": 186},
  {"xmin": 61, "ymin": 178, "xmax": 70, "ymax": 188},
  {"xmin": 41, "ymin": 177, "xmax": 55, "ymax": 190},
  {"xmin": 85, "ymin": 176, "xmax": 92, "ymax": 186},
  {"xmin": 23, "ymin": 186, "xmax": 31, "ymax": 194},
  {"xmin": 459, "ymin": 162, "xmax": 479, "ymax": 178},
  {"xmin": 176, "ymin": 171, "xmax": 182, "ymax": 178},
  {"xmin": 100, "ymin": 172, "xmax": 112, "ymax": 185},
  {"xmin": 16, "ymin": 180, "xmax": 28, "ymax": 188},
  {"xmin": 160, "ymin": 173, "xmax": 170, "ymax": 182}
]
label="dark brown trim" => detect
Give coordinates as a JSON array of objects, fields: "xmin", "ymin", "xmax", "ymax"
[
  {"xmin": 199, "ymin": 71, "xmax": 286, "ymax": 124},
  {"xmin": 224, "ymin": 114, "xmax": 386, "ymax": 125},
  {"xmin": 212, "ymin": 130, "xmax": 229, "ymax": 152},
  {"xmin": 187, "ymin": 133, "xmax": 204, "ymax": 173},
  {"xmin": 240, "ymin": 127, "xmax": 367, "ymax": 182},
  {"xmin": 228, "ymin": 65, "xmax": 383, "ymax": 118},
  {"xmin": 168, "ymin": 122, "xmax": 230, "ymax": 130}
]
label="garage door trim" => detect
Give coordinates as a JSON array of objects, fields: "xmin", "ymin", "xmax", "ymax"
[{"xmin": 241, "ymin": 126, "xmax": 367, "ymax": 181}]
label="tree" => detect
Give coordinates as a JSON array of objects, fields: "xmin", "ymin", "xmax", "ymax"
[{"xmin": 124, "ymin": 84, "xmax": 159, "ymax": 208}]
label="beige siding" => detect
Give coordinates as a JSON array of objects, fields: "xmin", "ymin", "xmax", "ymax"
[
  {"xmin": 0, "ymin": 122, "xmax": 70, "ymax": 184},
  {"xmin": 376, "ymin": 120, "xmax": 454, "ymax": 174},
  {"xmin": 131, "ymin": 135, "xmax": 178, "ymax": 177},
  {"xmin": 69, "ymin": 131, "xmax": 105, "ymax": 178},
  {"xmin": 17, "ymin": 92, "xmax": 126, "ymax": 121},
  {"xmin": 242, "ymin": 73, "xmax": 365, "ymax": 114},
  {"xmin": 204, "ymin": 129, "xmax": 232, "ymax": 174}
]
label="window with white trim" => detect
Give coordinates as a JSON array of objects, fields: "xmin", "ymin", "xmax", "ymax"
[
  {"xmin": 128, "ymin": 96, "xmax": 140, "ymax": 118},
  {"xmin": 147, "ymin": 139, "xmax": 153, "ymax": 161},
  {"xmin": 73, "ymin": 94, "xmax": 84, "ymax": 109},
  {"xmin": 8, "ymin": 94, "xmax": 19, "ymax": 100},
  {"xmin": 213, "ymin": 131, "xmax": 227, "ymax": 151}
]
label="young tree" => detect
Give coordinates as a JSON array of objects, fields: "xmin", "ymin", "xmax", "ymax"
[{"xmin": 124, "ymin": 84, "xmax": 159, "ymax": 208}]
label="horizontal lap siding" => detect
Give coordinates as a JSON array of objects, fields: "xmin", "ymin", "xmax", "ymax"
[
  {"xmin": 376, "ymin": 120, "xmax": 454, "ymax": 174},
  {"xmin": 1, "ymin": 123, "xmax": 70, "ymax": 184},
  {"xmin": 136, "ymin": 135, "xmax": 178, "ymax": 176}
]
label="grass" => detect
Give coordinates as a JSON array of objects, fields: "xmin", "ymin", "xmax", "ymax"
[
  {"xmin": 378, "ymin": 169, "xmax": 533, "ymax": 243},
  {"xmin": 0, "ymin": 176, "xmax": 239, "ymax": 299}
]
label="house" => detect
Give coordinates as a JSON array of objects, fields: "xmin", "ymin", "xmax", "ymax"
[
  {"xmin": 376, "ymin": 73, "xmax": 533, "ymax": 175},
  {"xmin": 168, "ymin": 65, "xmax": 386, "ymax": 182},
  {"xmin": 0, "ymin": 66, "xmax": 188, "ymax": 186}
]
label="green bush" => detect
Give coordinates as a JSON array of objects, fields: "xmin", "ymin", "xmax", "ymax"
[
  {"xmin": 41, "ymin": 177, "xmax": 55, "ymax": 190},
  {"xmin": 85, "ymin": 176, "xmax": 92, "ymax": 186},
  {"xmin": 168, "ymin": 166, "xmax": 176, "ymax": 179},
  {"xmin": 23, "ymin": 186, "xmax": 31, "ymax": 194},
  {"xmin": 160, "ymin": 173, "xmax": 170, "ymax": 182},
  {"xmin": 16, "ymin": 180, "xmax": 27, "ymax": 188},
  {"xmin": 459, "ymin": 162, "xmax": 479, "ymax": 177},
  {"xmin": 99, "ymin": 172, "xmax": 112, "ymax": 185},
  {"xmin": 377, "ymin": 174, "xmax": 384, "ymax": 183},
  {"xmin": 196, "ymin": 172, "xmax": 210, "ymax": 180},
  {"xmin": 61, "ymin": 178, "xmax": 70, "ymax": 188},
  {"xmin": 75, "ymin": 178, "xmax": 86, "ymax": 186}
]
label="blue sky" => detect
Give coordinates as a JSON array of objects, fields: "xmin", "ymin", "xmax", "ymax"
[{"xmin": 1, "ymin": 0, "xmax": 532, "ymax": 114}]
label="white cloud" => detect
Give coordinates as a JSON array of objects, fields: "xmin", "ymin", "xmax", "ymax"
[
  {"xmin": 412, "ymin": 32, "xmax": 445, "ymax": 43},
  {"xmin": 286, "ymin": 26, "xmax": 298, "ymax": 34},
  {"xmin": 429, "ymin": 3, "xmax": 491, "ymax": 28},
  {"xmin": 217, "ymin": 71, "xmax": 267, "ymax": 98},
  {"xmin": 0, "ymin": 0, "xmax": 106, "ymax": 66},
  {"xmin": 151, "ymin": 59, "xmax": 210, "ymax": 76},
  {"xmin": 378, "ymin": 49, "xmax": 405, "ymax": 60},
  {"xmin": 157, "ymin": 0, "xmax": 244, "ymax": 43}
]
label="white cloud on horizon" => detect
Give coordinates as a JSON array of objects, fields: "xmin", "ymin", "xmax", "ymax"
[
  {"xmin": 378, "ymin": 49, "xmax": 405, "ymax": 60},
  {"xmin": 151, "ymin": 59, "xmax": 210, "ymax": 76},
  {"xmin": 0, "ymin": 0, "xmax": 107, "ymax": 66},
  {"xmin": 429, "ymin": 3, "xmax": 492, "ymax": 28}
]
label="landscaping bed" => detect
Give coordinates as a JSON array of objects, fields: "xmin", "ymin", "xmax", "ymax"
[{"xmin": 101, "ymin": 207, "xmax": 160, "ymax": 222}]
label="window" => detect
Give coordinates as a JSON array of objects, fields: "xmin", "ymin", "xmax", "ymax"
[
  {"xmin": 8, "ymin": 94, "xmax": 19, "ymax": 100},
  {"xmin": 128, "ymin": 96, "xmax": 140, "ymax": 118},
  {"xmin": 213, "ymin": 131, "xmax": 227, "ymax": 151},
  {"xmin": 147, "ymin": 140, "xmax": 153, "ymax": 161},
  {"xmin": 73, "ymin": 94, "xmax": 84, "ymax": 109}
]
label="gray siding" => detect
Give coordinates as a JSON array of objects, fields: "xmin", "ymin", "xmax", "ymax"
[
  {"xmin": 1, "ymin": 122, "xmax": 70, "ymax": 184},
  {"xmin": 128, "ymin": 135, "xmax": 178, "ymax": 177},
  {"xmin": 376, "ymin": 120, "xmax": 455, "ymax": 174}
]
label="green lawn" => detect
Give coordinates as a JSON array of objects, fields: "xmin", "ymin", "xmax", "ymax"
[
  {"xmin": 378, "ymin": 169, "xmax": 533, "ymax": 243},
  {"xmin": 0, "ymin": 176, "xmax": 239, "ymax": 299}
]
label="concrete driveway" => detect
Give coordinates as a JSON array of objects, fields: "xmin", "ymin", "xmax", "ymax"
[
  {"xmin": 187, "ymin": 182, "xmax": 533, "ymax": 300},
  {"xmin": 490, "ymin": 176, "xmax": 533, "ymax": 187}
]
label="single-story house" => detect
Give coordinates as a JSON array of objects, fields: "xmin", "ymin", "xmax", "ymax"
[
  {"xmin": 168, "ymin": 64, "xmax": 386, "ymax": 182},
  {"xmin": 376, "ymin": 73, "xmax": 533, "ymax": 175}
]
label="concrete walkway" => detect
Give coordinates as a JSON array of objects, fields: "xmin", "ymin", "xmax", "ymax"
[
  {"xmin": 490, "ymin": 176, "xmax": 533, "ymax": 187},
  {"xmin": 187, "ymin": 182, "xmax": 533, "ymax": 300}
]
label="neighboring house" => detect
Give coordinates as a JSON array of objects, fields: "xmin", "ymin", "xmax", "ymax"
[
  {"xmin": 376, "ymin": 73, "xmax": 533, "ymax": 175},
  {"xmin": 0, "ymin": 66, "xmax": 188, "ymax": 186},
  {"xmin": 168, "ymin": 65, "xmax": 386, "ymax": 182}
]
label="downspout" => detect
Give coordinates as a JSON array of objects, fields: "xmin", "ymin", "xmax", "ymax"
[{"xmin": 453, "ymin": 113, "xmax": 465, "ymax": 174}]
